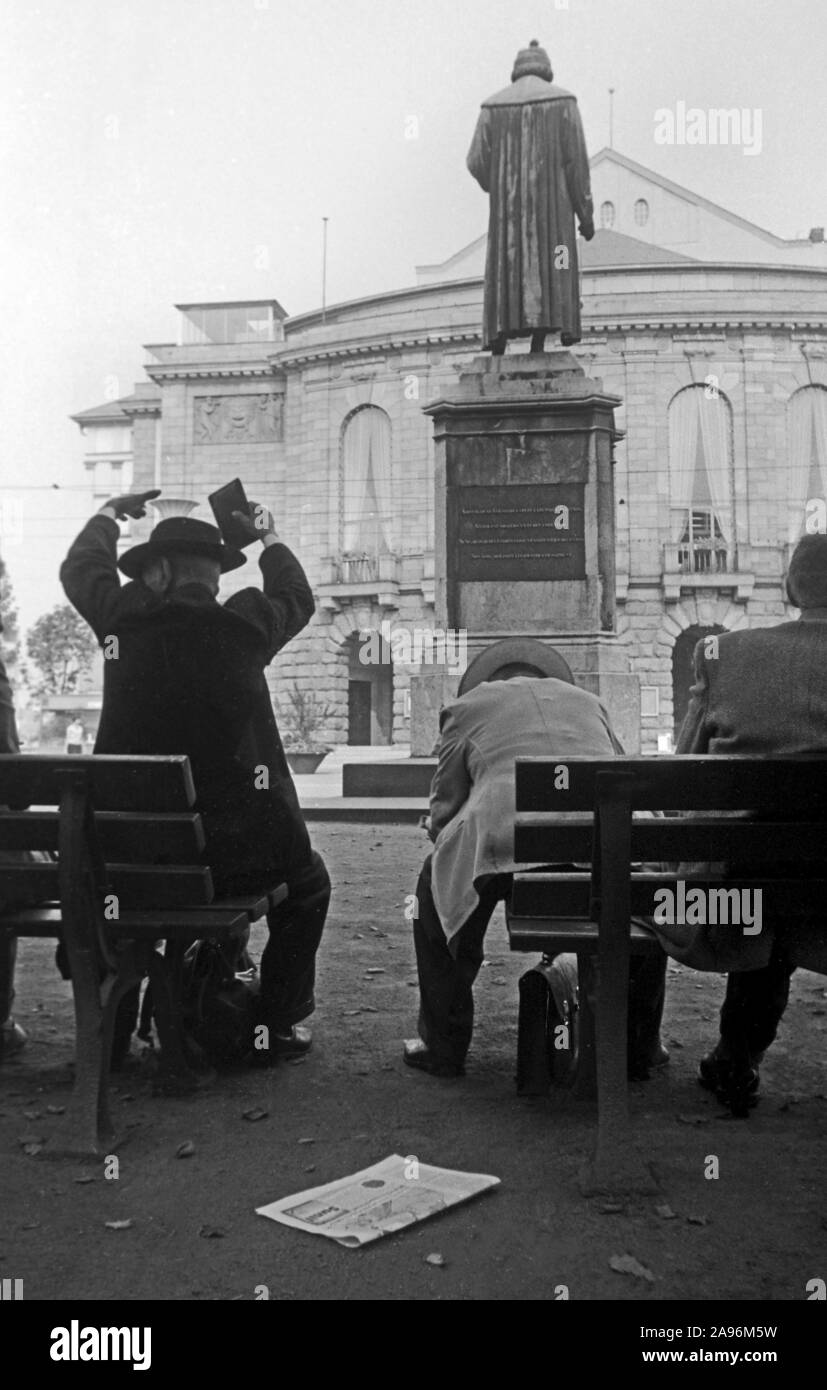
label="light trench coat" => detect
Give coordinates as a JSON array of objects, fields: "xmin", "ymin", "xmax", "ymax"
[{"xmin": 429, "ymin": 677, "xmax": 622, "ymax": 943}]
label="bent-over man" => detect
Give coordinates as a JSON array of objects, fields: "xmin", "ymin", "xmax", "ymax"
[{"xmin": 404, "ymin": 670, "xmax": 667, "ymax": 1078}]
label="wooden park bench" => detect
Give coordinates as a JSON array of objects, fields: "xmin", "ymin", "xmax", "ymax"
[
  {"xmin": 508, "ymin": 754, "xmax": 827, "ymax": 1193},
  {"xmin": 0, "ymin": 754, "xmax": 287, "ymax": 1156}
]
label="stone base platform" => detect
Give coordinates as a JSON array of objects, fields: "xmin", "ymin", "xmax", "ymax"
[
  {"xmin": 342, "ymin": 758, "xmax": 436, "ymax": 799},
  {"xmin": 300, "ymin": 796, "xmax": 427, "ymax": 824}
]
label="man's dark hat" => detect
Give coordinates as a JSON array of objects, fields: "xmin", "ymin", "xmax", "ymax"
[{"xmin": 118, "ymin": 516, "xmax": 246, "ymax": 580}]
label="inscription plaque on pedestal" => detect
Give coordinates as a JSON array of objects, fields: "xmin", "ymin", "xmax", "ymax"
[{"xmin": 449, "ymin": 483, "xmax": 585, "ymax": 582}]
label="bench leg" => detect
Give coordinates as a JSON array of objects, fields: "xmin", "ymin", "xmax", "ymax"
[
  {"xmin": 580, "ymin": 788, "xmax": 658, "ymax": 1196},
  {"xmin": 60, "ymin": 943, "xmax": 115, "ymax": 1157},
  {"xmin": 572, "ymin": 952, "xmax": 597, "ymax": 1100}
]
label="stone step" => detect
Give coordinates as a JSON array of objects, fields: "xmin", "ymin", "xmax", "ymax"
[{"xmin": 342, "ymin": 759, "xmax": 436, "ymax": 798}]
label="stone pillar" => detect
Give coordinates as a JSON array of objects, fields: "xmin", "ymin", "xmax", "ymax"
[{"xmin": 420, "ymin": 351, "xmax": 640, "ymax": 751}]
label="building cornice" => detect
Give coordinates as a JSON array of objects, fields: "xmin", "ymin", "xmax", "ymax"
[
  {"xmin": 119, "ymin": 398, "xmax": 162, "ymax": 417},
  {"xmin": 272, "ymin": 331, "xmax": 481, "ymax": 369},
  {"xmin": 265, "ymin": 320, "xmax": 827, "ymax": 372},
  {"xmin": 144, "ymin": 363, "xmax": 284, "ymax": 385}
]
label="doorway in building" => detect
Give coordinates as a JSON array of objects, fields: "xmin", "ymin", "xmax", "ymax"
[
  {"xmin": 345, "ymin": 632, "xmax": 393, "ymax": 745},
  {"xmin": 672, "ymin": 624, "xmax": 725, "ymax": 739}
]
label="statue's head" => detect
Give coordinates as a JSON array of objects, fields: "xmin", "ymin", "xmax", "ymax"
[{"xmin": 511, "ymin": 38, "xmax": 552, "ymax": 83}]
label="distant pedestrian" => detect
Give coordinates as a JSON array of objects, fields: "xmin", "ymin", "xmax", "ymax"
[{"xmin": 65, "ymin": 718, "xmax": 84, "ymax": 754}]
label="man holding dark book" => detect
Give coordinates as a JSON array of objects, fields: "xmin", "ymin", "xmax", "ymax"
[{"xmin": 60, "ymin": 488, "xmax": 330, "ymax": 1064}]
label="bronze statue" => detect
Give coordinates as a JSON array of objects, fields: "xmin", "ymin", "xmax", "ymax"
[{"xmin": 467, "ymin": 40, "xmax": 595, "ymax": 354}]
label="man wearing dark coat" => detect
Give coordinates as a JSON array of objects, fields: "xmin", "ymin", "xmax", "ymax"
[
  {"xmin": 60, "ymin": 488, "xmax": 330, "ymax": 1062},
  {"xmin": 467, "ymin": 40, "xmax": 595, "ymax": 353},
  {"xmin": 670, "ymin": 533, "xmax": 827, "ymax": 1114}
]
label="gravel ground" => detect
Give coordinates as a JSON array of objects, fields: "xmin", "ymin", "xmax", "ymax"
[{"xmin": 2, "ymin": 822, "xmax": 826, "ymax": 1301}]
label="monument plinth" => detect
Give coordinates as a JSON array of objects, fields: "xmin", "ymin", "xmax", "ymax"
[{"xmin": 417, "ymin": 351, "xmax": 640, "ymax": 752}]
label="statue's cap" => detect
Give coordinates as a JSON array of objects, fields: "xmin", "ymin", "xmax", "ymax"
[{"xmin": 511, "ymin": 39, "xmax": 552, "ymax": 82}]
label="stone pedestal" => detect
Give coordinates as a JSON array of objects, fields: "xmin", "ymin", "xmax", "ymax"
[
  {"xmin": 409, "ymin": 669, "xmax": 461, "ymax": 755},
  {"xmin": 418, "ymin": 351, "xmax": 639, "ymax": 751}
]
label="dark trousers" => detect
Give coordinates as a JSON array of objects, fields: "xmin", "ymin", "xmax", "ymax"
[
  {"xmin": 64, "ymin": 848, "xmax": 331, "ymax": 1057},
  {"xmin": 718, "ymin": 941, "xmax": 795, "ymax": 1065},
  {"xmin": 259, "ymin": 849, "xmax": 330, "ymax": 1031},
  {"xmin": 413, "ymin": 853, "xmax": 667, "ymax": 1067}
]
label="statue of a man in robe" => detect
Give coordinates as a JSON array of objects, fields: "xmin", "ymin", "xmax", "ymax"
[{"xmin": 467, "ymin": 40, "xmax": 595, "ymax": 355}]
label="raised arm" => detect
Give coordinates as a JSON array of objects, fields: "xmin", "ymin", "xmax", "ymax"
[
  {"xmin": 222, "ymin": 503, "xmax": 315, "ymax": 663},
  {"xmin": 59, "ymin": 490, "xmax": 160, "ymax": 644}
]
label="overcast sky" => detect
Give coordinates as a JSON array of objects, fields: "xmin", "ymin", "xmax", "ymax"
[{"xmin": 1, "ymin": 0, "xmax": 826, "ymax": 627}]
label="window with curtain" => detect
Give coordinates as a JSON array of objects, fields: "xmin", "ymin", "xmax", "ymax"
[
  {"xmin": 668, "ymin": 386, "xmax": 734, "ymax": 568},
  {"xmin": 340, "ymin": 406, "xmax": 394, "ymax": 563},
  {"xmin": 786, "ymin": 386, "xmax": 827, "ymax": 541}
]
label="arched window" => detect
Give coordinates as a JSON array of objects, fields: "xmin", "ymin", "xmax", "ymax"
[
  {"xmin": 340, "ymin": 406, "xmax": 394, "ymax": 564},
  {"xmin": 599, "ymin": 200, "xmax": 615, "ymax": 229},
  {"xmin": 633, "ymin": 198, "xmax": 649, "ymax": 226},
  {"xmin": 786, "ymin": 386, "xmax": 827, "ymax": 541},
  {"xmin": 668, "ymin": 386, "xmax": 734, "ymax": 570}
]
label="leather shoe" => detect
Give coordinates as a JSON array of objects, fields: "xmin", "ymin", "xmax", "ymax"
[
  {"xmin": 270, "ymin": 1025, "xmax": 312, "ymax": 1058},
  {"xmin": 403, "ymin": 1039, "xmax": 464, "ymax": 1077},
  {"xmin": 0, "ymin": 1019, "xmax": 27, "ymax": 1060},
  {"xmin": 698, "ymin": 1050, "xmax": 759, "ymax": 1117},
  {"xmin": 628, "ymin": 1043, "xmax": 670, "ymax": 1082}
]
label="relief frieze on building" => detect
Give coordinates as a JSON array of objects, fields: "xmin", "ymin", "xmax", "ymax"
[{"xmin": 194, "ymin": 393, "xmax": 283, "ymax": 444}]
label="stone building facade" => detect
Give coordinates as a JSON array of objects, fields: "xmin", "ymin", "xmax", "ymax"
[{"xmin": 72, "ymin": 150, "xmax": 827, "ymax": 751}]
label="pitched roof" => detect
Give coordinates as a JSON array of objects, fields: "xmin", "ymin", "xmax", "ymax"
[
  {"xmin": 581, "ymin": 227, "xmax": 698, "ymax": 266},
  {"xmin": 415, "ymin": 225, "xmax": 695, "ymax": 282},
  {"xmin": 70, "ymin": 393, "xmax": 158, "ymax": 425},
  {"xmin": 590, "ymin": 147, "xmax": 812, "ymax": 247}
]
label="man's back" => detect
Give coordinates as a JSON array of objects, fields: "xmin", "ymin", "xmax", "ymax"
[
  {"xmin": 430, "ymin": 677, "xmax": 622, "ymax": 941},
  {"xmin": 95, "ymin": 594, "xmax": 263, "ymax": 771},
  {"xmin": 678, "ymin": 619, "xmax": 827, "ymax": 755}
]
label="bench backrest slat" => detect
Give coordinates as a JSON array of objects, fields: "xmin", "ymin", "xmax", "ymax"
[
  {"xmin": 514, "ymin": 815, "xmax": 827, "ymax": 865},
  {"xmin": 511, "ymin": 871, "xmax": 827, "ymax": 918},
  {"xmin": 0, "ymin": 810, "xmax": 205, "ymax": 863},
  {"xmin": 0, "ymin": 755, "xmax": 196, "ymax": 812},
  {"xmin": 515, "ymin": 755, "xmax": 827, "ymax": 813},
  {"xmin": 0, "ymin": 863, "xmax": 214, "ymax": 909}
]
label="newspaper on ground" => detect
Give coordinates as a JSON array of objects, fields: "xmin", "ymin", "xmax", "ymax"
[{"xmin": 256, "ymin": 1153, "xmax": 500, "ymax": 1247}]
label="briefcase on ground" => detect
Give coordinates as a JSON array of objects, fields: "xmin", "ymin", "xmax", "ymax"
[{"xmin": 516, "ymin": 953, "xmax": 580, "ymax": 1095}]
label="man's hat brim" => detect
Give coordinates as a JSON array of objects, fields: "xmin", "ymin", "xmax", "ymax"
[
  {"xmin": 118, "ymin": 538, "xmax": 246, "ymax": 579},
  {"xmin": 458, "ymin": 638, "xmax": 574, "ymax": 695}
]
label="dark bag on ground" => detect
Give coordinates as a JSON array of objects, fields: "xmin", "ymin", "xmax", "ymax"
[
  {"xmin": 516, "ymin": 953, "xmax": 580, "ymax": 1095},
  {"xmin": 180, "ymin": 937, "xmax": 259, "ymax": 1065}
]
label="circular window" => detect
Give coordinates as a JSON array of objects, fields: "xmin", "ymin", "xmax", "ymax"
[
  {"xmin": 634, "ymin": 198, "xmax": 650, "ymax": 226},
  {"xmin": 599, "ymin": 200, "xmax": 615, "ymax": 229}
]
